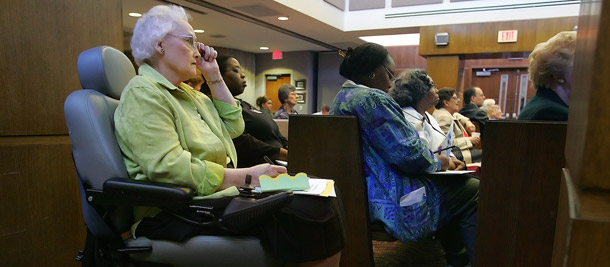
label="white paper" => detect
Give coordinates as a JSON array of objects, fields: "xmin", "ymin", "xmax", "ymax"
[
  {"xmin": 293, "ymin": 178, "xmax": 336, "ymax": 197},
  {"xmin": 400, "ymin": 186, "xmax": 426, "ymax": 207},
  {"xmin": 427, "ymin": 170, "xmax": 475, "ymax": 175}
]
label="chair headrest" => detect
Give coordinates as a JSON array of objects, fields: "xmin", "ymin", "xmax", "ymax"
[{"xmin": 77, "ymin": 46, "xmax": 136, "ymax": 100}]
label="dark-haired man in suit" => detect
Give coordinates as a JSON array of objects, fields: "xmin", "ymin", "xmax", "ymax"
[{"xmin": 459, "ymin": 87, "xmax": 488, "ymax": 137}]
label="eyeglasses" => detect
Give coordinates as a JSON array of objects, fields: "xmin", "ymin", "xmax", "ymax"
[
  {"xmin": 167, "ymin": 34, "xmax": 197, "ymax": 50},
  {"xmin": 382, "ymin": 65, "xmax": 395, "ymax": 81}
]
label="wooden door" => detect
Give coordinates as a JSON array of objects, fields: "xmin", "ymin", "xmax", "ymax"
[
  {"xmin": 265, "ymin": 74, "xmax": 291, "ymax": 112},
  {"xmin": 470, "ymin": 68, "xmax": 532, "ymax": 119}
]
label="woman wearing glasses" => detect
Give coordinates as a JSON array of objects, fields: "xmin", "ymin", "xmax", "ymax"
[
  {"xmin": 115, "ymin": 5, "xmax": 343, "ymax": 266},
  {"xmin": 330, "ymin": 43, "xmax": 478, "ymax": 266},
  {"xmin": 389, "ymin": 69, "xmax": 466, "ymax": 169},
  {"xmin": 432, "ymin": 88, "xmax": 482, "ymax": 164}
]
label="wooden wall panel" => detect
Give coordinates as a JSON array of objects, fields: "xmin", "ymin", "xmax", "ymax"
[
  {"xmin": 426, "ymin": 55, "xmax": 461, "ymax": 89},
  {"xmin": 0, "ymin": 0, "xmax": 122, "ymax": 266},
  {"xmin": 419, "ymin": 17, "xmax": 579, "ymax": 56},
  {"xmin": 0, "ymin": 138, "xmax": 84, "ymax": 266},
  {"xmin": 0, "ymin": 0, "xmax": 123, "ymax": 136},
  {"xmin": 386, "ymin": 46, "xmax": 427, "ymax": 73}
]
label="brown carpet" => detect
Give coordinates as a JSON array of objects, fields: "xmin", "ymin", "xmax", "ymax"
[{"xmin": 372, "ymin": 238, "xmax": 447, "ymax": 267}]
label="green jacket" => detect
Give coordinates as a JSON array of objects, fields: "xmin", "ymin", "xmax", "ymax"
[{"xmin": 114, "ymin": 64, "xmax": 244, "ymax": 196}]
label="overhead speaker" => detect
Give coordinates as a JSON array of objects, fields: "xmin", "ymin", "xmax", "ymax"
[{"xmin": 435, "ymin": 33, "xmax": 449, "ymax": 46}]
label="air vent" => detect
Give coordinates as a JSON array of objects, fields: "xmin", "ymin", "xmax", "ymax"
[
  {"xmin": 209, "ymin": 34, "xmax": 226, "ymax": 38},
  {"xmin": 233, "ymin": 4, "xmax": 281, "ymax": 17}
]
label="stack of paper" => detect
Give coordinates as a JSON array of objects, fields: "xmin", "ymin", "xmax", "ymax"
[{"xmin": 257, "ymin": 173, "xmax": 336, "ymax": 197}]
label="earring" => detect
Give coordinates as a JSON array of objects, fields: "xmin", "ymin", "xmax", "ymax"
[
  {"xmin": 369, "ymin": 73, "xmax": 375, "ymax": 79},
  {"xmin": 558, "ymin": 79, "xmax": 565, "ymax": 84},
  {"xmin": 161, "ymin": 48, "xmax": 165, "ymax": 54}
]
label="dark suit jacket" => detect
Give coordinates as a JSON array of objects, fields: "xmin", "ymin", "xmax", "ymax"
[
  {"xmin": 517, "ymin": 88, "xmax": 569, "ymax": 121},
  {"xmin": 459, "ymin": 103, "xmax": 488, "ymax": 137}
]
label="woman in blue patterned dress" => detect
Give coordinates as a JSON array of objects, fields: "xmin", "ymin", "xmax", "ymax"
[{"xmin": 330, "ymin": 43, "xmax": 479, "ymax": 266}]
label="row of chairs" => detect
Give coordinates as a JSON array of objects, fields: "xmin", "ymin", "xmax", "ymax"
[
  {"xmin": 65, "ymin": 46, "xmax": 566, "ymax": 266},
  {"xmin": 66, "ymin": 45, "xmax": 374, "ymax": 266}
]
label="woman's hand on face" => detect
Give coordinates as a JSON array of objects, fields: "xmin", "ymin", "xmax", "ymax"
[
  {"xmin": 247, "ymin": 163, "xmax": 287, "ymax": 187},
  {"xmin": 195, "ymin": 43, "xmax": 220, "ymax": 76}
]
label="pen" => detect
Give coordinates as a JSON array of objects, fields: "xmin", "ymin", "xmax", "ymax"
[
  {"xmin": 436, "ymin": 145, "xmax": 456, "ymax": 155},
  {"xmin": 264, "ymin": 155, "xmax": 275, "ymax": 165}
]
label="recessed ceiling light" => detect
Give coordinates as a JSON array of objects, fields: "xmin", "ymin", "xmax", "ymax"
[
  {"xmin": 359, "ymin": 33, "xmax": 420, "ymax": 46},
  {"xmin": 277, "ymin": 16, "xmax": 289, "ymax": 21},
  {"xmin": 128, "ymin": 12, "xmax": 142, "ymax": 18},
  {"xmin": 194, "ymin": 29, "xmax": 205, "ymax": 33},
  {"xmin": 259, "ymin": 46, "xmax": 270, "ymax": 50}
]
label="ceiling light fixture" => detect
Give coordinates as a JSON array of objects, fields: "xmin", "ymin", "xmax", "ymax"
[
  {"xmin": 128, "ymin": 12, "xmax": 142, "ymax": 18},
  {"xmin": 194, "ymin": 29, "xmax": 205, "ymax": 33},
  {"xmin": 259, "ymin": 46, "xmax": 270, "ymax": 50},
  {"xmin": 359, "ymin": 33, "xmax": 421, "ymax": 46},
  {"xmin": 277, "ymin": 16, "xmax": 289, "ymax": 21}
]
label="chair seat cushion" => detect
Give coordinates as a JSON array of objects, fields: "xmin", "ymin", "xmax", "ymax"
[{"xmin": 127, "ymin": 235, "xmax": 279, "ymax": 267}]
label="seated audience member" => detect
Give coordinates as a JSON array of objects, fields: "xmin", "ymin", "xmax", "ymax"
[
  {"xmin": 183, "ymin": 68, "xmax": 204, "ymax": 92},
  {"xmin": 256, "ymin": 95, "xmax": 274, "ymax": 118},
  {"xmin": 274, "ymin": 84, "xmax": 299, "ymax": 119},
  {"xmin": 114, "ymin": 5, "xmax": 344, "ymax": 266},
  {"xmin": 481, "ymin": 99, "xmax": 503, "ymax": 120},
  {"xmin": 330, "ymin": 43, "xmax": 479, "ymax": 266},
  {"xmin": 313, "ymin": 105, "xmax": 330, "ymax": 115},
  {"xmin": 200, "ymin": 55, "xmax": 288, "ymax": 168},
  {"xmin": 433, "ymin": 88, "xmax": 482, "ymax": 163},
  {"xmin": 389, "ymin": 69, "xmax": 467, "ymax": 165},
  {"xmin": 459, "ymin": 86, "xmax": 488, "ymax": 136},
  {"xmin": 518, "ymin": 31, "xmax": 576, "ymax": 121}
]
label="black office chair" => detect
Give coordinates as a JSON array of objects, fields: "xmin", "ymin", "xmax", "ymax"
[{"xmin": 64, "ymin": 46, "xmax": 284, "ymax": 266}]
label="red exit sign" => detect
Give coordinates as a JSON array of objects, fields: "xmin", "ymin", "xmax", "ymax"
[{"xmin": 498, "ymin": 30, "xmax": 518, "ymax": 43}]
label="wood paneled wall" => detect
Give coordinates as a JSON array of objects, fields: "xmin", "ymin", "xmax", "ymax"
[
  {"xmin": 420, "ymin": 17, "xmax": 578, "ymax": 92},
  {"xmin": 426, "ymin": 55, "xmax": 462, "ymax": 89},
  {"xmin": 386, "ymin": 46, "xmax": 427, "ymax": 73},
  {"xmin": 419, "ymin": 17, "xmax": 579, "ymax": 56},
  {"xmin": 0, "ymin": 0, "xmax": 123, "ymax": 266}
]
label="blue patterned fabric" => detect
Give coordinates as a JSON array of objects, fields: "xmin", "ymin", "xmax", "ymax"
[{"xmin": 330, "ymin": 80, "xmax": 442, "ymax": 241}]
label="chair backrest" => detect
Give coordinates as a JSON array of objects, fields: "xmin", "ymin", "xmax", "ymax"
[
  {"xmin": 64, "ymin": 46, "xmax": 135, "ymax": 190},
  {"xmin": 288, "ymin": 115, "xmax": 373, "ymax": 267},
  {"xmin": 474, "ymin": 120, "xmax": 567, "ymax": 266}
]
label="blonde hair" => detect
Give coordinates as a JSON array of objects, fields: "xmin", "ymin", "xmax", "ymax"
[
  {"xmin": 528, "ymin": 31, "xmax": 577, "ymax": 89},
  {"xmin": 130, "ymin": 5, "xmax": 191, "ymax": 66}
]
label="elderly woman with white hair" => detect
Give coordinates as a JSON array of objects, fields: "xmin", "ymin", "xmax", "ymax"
[
  {"xmin": 114, "ymin": 5, "xmax": 344, "ymax": 266},
  {"xmin": 518, "ymin": 31, "xmax": 576, "ymax": 121},
  {"xmin": 480, "ymin": 99, "xmax": 503, "ymax": 120}
]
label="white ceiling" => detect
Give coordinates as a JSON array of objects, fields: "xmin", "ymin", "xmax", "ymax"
[
  {"xmin": 122, "ymin": 0, "xmax": 580, "ymax": 54},
  {"xmin": 122, "ymin": 0, "xmax": 417, "ymax": 53}
]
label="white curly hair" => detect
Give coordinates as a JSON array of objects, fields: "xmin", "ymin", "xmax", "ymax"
[{"xmin": 130, "ymin": 5, "xmax": 191, "ymax": 66}]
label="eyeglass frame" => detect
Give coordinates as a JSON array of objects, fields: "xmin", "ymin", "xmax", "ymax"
[
  {"xmin": 166, "ymin": 34, "xmax": 198, "ymax": 50},
  {"xmin": 382, "ymin": 65, "xmax": 395, "ymax": 81}
]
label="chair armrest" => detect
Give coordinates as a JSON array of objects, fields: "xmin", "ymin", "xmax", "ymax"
[{"xmin": 86, "ymin": 178, "xmax": 194, "ymax": 211}]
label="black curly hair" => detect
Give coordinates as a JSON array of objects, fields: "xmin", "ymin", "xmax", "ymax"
[{"xmin": 389, "ymin": 69, "xmax": 434, "ymax": 108}]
